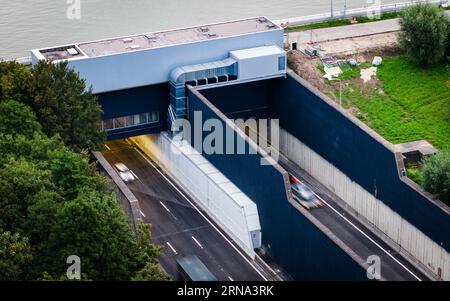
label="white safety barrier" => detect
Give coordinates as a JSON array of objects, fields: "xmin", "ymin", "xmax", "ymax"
[
  {"xmin": 131, "ymin": 133, "xmax": 261, "ymax": 259},
  {"xmin": 279, "ymin": 128, "xmax": 450, "ymax": 280}
]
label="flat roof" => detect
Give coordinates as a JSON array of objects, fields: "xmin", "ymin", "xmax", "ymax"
[
  {"xmin": 230, "ymin": 45, "xmax": 285, "ymax": 60},
  {"xmin": 38, "ymin": 17, "xmax": 280, "ymax": 61}
]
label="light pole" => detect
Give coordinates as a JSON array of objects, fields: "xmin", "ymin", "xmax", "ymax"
[
  {"xmin": 331, "ymin": 0, "xmax": 334, "ymax": 18},
  {"xmin": 344, "ymin": 0, "xmax": 347, "ymax": 18}
]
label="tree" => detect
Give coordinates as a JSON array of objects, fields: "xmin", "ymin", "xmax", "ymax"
[
  {"xmin": 45, "ymin": 189, "xmax": 144, "ymax": 280},
  {"xmin": 0, "ymin": 158, "xmax": 55, "ymax": 231},
  {"xmin": 0, "ymin": 231, "xmax": 32, "ymax": 280},
  {"xmin": 132, "ymin": 223, "xmax": 169, "ymax": 281},
  {"xmin": 0, "ymin": 99, "xmax": 42, "ymax": 137},
  {"xmin": 132, "ymin": 262, "xmax": 171, "ymax": 281},
  {"xmin": 421, "ymin": 149, "xmax": 450, "ymax": 205},
  {"xmin": 0, "ymin": 61, "xmax": 33, "ymax": 105},
  {"xmin": 30, "ymin": 61, "xmax": 105, "ymax": 151},
  {"xmin": 399, "ymin": 4, "xmax": 448, "ymax": 67}
]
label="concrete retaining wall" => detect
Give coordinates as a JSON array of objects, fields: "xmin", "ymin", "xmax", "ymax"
[
  {"xmin": 187, "ymin": 86, "xmax": 368, "ymax": 280},
  {"xmin": 130, "ymin": 133, "xmax": 260, "ymax": 258},
  {"xmin": 92, "ymin": 151, "xmax": 142, "ymax": 234},
  {"xmin": 279, "ymin": 128, "xmax": 450, "ymax": 280}
]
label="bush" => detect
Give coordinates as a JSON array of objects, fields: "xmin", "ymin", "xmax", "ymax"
[
  {"xmin": 421, "ymin": 149, "xmax": 450, "ymax": 205},
  {"xmin": 399, "ymin": 4, "xmax": 448, "ymax": 67}
]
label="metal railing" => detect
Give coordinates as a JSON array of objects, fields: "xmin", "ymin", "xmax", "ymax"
[{"xmin": 275, "ymin": 0, "xmax": 446, "ymax": 28}]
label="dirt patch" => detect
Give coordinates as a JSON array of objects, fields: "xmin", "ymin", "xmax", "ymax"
[{"xmin": 287, "ymin": 43, "xmax": 401, "ymax": 103}]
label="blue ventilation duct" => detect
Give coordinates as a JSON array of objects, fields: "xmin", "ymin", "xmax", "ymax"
[{"xmin": 168, "ymin": 57, "xmax": 238, "ymax": 132}]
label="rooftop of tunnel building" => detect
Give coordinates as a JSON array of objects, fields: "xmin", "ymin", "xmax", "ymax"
[{"xmin": 36, "ymin": 17, "xmax": 280, "ymax": 61}]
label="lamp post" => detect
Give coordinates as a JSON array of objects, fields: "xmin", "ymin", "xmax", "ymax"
[{"xmin": 331, "ymin": 0, "xmax": 334, "ymax": 18}]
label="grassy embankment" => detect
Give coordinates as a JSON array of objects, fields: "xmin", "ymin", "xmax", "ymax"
[{"xmin": 323, "ymin": 56, "xmax": 449, "ymax": 184}]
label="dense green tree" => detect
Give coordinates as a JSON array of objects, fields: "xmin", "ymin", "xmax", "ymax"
[
  {"xmin": 132, "ymin": 262, "xmax": 171, "ymax": 281},
  {"xmin": 45, "ymin": 189, "xmax": 143, "ymax": 280},
  {"xmin": 0, "ymin": 60, "xmax": 105, "ymax": 151},
  {"xmin": 30, "ymin": 61, "xmax": 105, "ymax": 151},
  {"xmin": 0, "ymin": 158, "xmax": 55, "ymax": 231},
  {"xmin": 0, "ymin": 230, "xmax": 32, "ymax": 280},
  {"xmin": 0, "ymin": 61, "xmax": 33, "ymax": 104},
  {"xmin": 399, "ymin": 4, "xmax": 448, "ymax": 67},
  {"xmin": 0, "ymin": 99, "xmax": 42, "ymax": 137},
  {"xmin": 421, "ymin": 149, "xmax": 450, "ymax": 205}
]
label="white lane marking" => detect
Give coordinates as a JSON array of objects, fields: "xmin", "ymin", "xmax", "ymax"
[
  {"xmin": 139, "ymin": 210, "xmax": 146, "ymax": 218},
  {"xmin": 134, "ymin": 148, "xmax": 268, "ymax": 281},
  {"xmin": 166, "ymin": 242, "xmax": 177, "ymax": 254},
  {"xmin": 308, "ymin": 186, "xmax": 422, "ymax": 281},
  {"xmin": 227, "ymin": 276, "xmax": 234, "ymax": 281},
  {"xmin": 159, "ymin": 201, "xmax": 171, "ymax": 213},
  {"xmin": 104, "ymin": 144, "xmax": 111, "ymax": 151},
  {"xmin": 191, "ymin": 236, "xmax": 204, "ymax": 249}
]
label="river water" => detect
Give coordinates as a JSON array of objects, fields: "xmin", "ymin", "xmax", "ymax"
[{"xmin": 1, "ymin": 0, "xmax": 404, "ymax": 59}]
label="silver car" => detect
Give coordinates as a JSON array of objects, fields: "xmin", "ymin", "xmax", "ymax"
[
  {"xmin": 291, "ymin": 182, "xmax": 324, "ymax": 209},
  {"xmin": 114, "ymin": 162, "xmax": 135, "ymax": 183}
]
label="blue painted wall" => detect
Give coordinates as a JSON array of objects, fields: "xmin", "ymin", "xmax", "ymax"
[
  {"xmin": 200, "ymin": 75, "xmax": 450, "ymax": 253},
  {"xmin": 96, "ymin": 83, "xmax": 169, "ymax": 140},
  {"xmin": 187, "ymin": 87, "xmax": 367, "ymax": 280}
]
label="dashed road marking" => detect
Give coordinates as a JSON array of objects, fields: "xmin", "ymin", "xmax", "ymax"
[
  {"xmin": 166, "ymin": 242, "xmax": 177, "ymax": 254},
  {"xmin": 159, "ymin": 201, "xmax": 171, "ymax": 213},
  {"xmin": 191, "ymin": 236, "xmax": 204, "ymax": 249}
]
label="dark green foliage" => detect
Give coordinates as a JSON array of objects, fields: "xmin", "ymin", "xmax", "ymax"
[
  {"xmin": 0, "ymin": 100, "xmax": 41, "ymax": 137},
  {"xmin": 0, "ymin": 60, "xmax": 105, "ymax": 151},
  {"xmin": 0, "ymin": 66, "xmax": 167, "ymax": 280},
  {"xmin": 399, "ymin": 4, "xmax": 448, "ymax": 67},
  {"xmin": 0, "ymin": 231, "xmax": 32, "ymax": 281},
  {"xmin": 421, "ymin": 149, "xmax": 450, "ymax": 205}
]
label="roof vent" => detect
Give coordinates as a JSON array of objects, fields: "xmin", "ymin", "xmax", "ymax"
[
  {"xmin": 122, "ymin": 38, "xmax": 133, "ymax": 43},
  {"xmin": 258, "ymin": 17, "xmax": 267, "ymax": 23},
  {"xmin": 145, "ymin": 34, "xmax": 157, "ymax": 40},
  {"xmin": 129, "ymin": 45, "xmax": 141, "ymax": 50},
  {"xmin": 67, "ymin": 48, "xmax": 79, "ymax": 56},
  {"xmin": 207, "ymin": 33, "xmax": 218, "ymax": 38},
  {"xmin": 199, "ymin": 26, "xmax": 209, "ymax": 32},
  {"xmin": 266, "ymin": 23, "xmax": 276, "ymax": 29}
]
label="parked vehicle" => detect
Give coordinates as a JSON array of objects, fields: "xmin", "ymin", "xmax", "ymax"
[
  {"xmin": 114, "ymin": 162, "xmax": 136, "ymax": 183},
  {"xmin": 289, "ymin": 174, "xmax": 324, "ymax": 210}
]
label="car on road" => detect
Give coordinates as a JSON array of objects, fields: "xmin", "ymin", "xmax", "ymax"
[
  {"xmin": 114, "ymin": 162, "xmax": 136, "ymax": 183},
  {"xmin": 289, "ymin": 174, "xmax": 324, "ymax": 210}
]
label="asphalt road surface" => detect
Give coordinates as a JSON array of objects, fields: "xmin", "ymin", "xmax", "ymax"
[
  {"xmin": 102, "ymin": 140, "xmax": 265, "ymax": 281},
  {"xmin": 279, "ymin": 156, "xmax": 430, "ymax": 281}
]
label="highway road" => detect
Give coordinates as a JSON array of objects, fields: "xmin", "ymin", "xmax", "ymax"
[
  {"xmin": 102, "ymin": 140, "xmax": 266, "ymax": 281},
  {"xmin": 279, "ymin": 156, "xmax": 430, "ymax": 281}
]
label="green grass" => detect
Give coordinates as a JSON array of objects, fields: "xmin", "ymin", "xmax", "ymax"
[
  {"xmin": 405, "ymin": 162, "xmax": 422, "ymax": 185},
  {"xmin": 333, "ymin": 55, "xmax": 450, "ymax": 149},
  {"xmin": 286, "ymin": 19, "xmax": 351, "ymax": 31},
  {"xmin": 286, "ymin": 11, "xmax": 399, "ymax": 31},
  {"xmin": 286, "ymin": 8, "xmax": 447, "ymax": 32}
]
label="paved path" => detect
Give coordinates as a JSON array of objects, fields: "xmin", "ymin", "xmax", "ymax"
[
  {"xmin": 287, "ymin": 18, "xmax": 401, "ymax": 45},
  {"xmin": 287, "ymin": 10, "xmax": 450, "ymax": 45}
]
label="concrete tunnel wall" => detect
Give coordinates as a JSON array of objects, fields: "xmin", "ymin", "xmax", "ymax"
[
  {"xmin": 269, "ymin": 74, "xmax": 450, "ymax": 252},
  {"xmin": 187, "ymin": 86, "xmax": 367, "ymax": 280},
  {"xmin": 198, "ymin": 74, "xmax": 450, "ymax": 279}
]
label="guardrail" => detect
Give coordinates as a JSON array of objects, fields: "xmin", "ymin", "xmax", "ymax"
[
  {"xmin": 92, "ymin": 151, "xmax": 142, "ymax": 234},
  {"xmin": 274, "ymin": 0, "xmax": 446, "ymax": 28}
]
